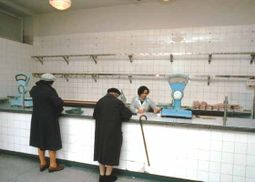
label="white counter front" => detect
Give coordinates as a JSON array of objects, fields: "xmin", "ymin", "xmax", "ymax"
[{"xmin": 1, "ymin": 110, "xmax": 255, "ymax": 182}]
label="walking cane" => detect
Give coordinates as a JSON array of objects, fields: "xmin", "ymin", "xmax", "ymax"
[{"xmin": 139, "ymin": 115, "xmax": 150, "ymax": 166}]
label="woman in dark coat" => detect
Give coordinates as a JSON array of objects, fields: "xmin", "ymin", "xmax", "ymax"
[
  {"xmin": 93, "ymin": 88, "xmax": 132, "ymax": 182},
  {"xmin": 29, "ymin": 73, "xmax": 64, "ymax": 173}
]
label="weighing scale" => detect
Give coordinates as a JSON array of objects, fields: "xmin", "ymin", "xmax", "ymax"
[
  {"xmin": 161, "ymin": 74, "xmax": 192, "ymax": 118},
  {"xmin": 10, "ymin": 73, "xmax": 33, "ymax": 107}
]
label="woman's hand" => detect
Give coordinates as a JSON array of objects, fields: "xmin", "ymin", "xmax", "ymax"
[
  {"xmin": 137, "ymin": 108, "xmax": 145, "ymax": 114},
  {"xmin": 153, "ymin": 108, "xmax": 162, "ymax": 114}
]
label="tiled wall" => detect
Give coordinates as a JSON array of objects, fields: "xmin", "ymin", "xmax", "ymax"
[
  {"xmin": 0, "ymin": 25, "xmax": 254, "ymax": 110},
  {"xmin": 32, "ymin": 24, "xmax": 255, "ymax": 110},
  {"xmin": 0, "ymin": 38, "xmax": 33, "ymax": 98},
  {"xmin": 1, "ymin": 112, "xmax": 255, "ymax": 182},
  {"xmin": 1, "ymin": 23, "xmax": 255, "ymax": 182}
]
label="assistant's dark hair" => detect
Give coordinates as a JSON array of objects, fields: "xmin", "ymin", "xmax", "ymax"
[
  {"xmin": 137, "ymin": 86, "xmax": 149, "ymax": 96},
  {"xmin": 107, "ymin": 88, "xmax": 121, "ymax": 95}
]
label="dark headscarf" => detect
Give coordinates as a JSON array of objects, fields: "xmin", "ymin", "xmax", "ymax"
[{"xmin": 107, "ymin": 88, "xmax": 121, "ymax": 95}]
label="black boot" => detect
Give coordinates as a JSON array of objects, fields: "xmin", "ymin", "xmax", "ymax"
[
  {"xmin": 99, "ymin": 175, "xmax": 105, "ymax": 182},
  {"xmin": 105, "ymin": 175, "xmax": 117, "ymax": 182}
]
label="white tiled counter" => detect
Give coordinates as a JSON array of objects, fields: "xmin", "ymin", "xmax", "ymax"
[{"xmin": 0, "ymin": 106, "xmax": 255, "ymax": 182}]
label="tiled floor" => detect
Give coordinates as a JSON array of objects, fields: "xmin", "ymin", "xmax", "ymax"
[{"xmin": 0, "ymin": 152, "xmax": 157, "ymax": 182}]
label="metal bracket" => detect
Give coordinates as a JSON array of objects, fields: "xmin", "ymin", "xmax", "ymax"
[
  {"xmin": 62, "ymin": 56, "xmax": 69, "ymax": 64},
  {"xmin": 250, "ymin": 54, "xmax": 255, "ymax": 64},
  {"xmin": 208, "ymin": 54, "xmax": 212, "ymax": 64},
  {"xmin": 32, "ymin": 73, "xmax": 41, "ymax": 78},
  {"xmin": 90, "ymin": 55, "xmax": 98, "ymax": 64},
  {"xmin": 63, "ymin": 74, "xmax": 69, "ymax": 82},
  {"xmin": 128, "ymin": 54, "xmax": 134, "ymax": 63},
  {"xmin": 207, "ymin": 75, "xmax": 211, "ymax": 86},
  {"xmin": 92, "ymin": 74, "xmax": 98, "ymax": 82},
  {"xmin": 33, "ymin": 56, "xmax": 44, "ymax": 64},
  {"xmin": 128, "ymin": 75, "xmax": 132, "ymax": 83},
  {"xmin": 170, "ymin": 54, "xmax": 173, "ymax": 63}
]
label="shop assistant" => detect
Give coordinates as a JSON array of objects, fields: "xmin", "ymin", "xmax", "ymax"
[{"xmin": 130, "ymin": 85, "xmax": 161, "ymax": 114}]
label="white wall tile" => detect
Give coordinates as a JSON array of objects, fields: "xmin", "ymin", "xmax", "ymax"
[
  {"xmin": 246, "ymin": 155, "xmax": 255, "ymax": 167},
  {"xmin": 222, "ymin": 141, "xmax": 235, "ymax": 153},
  {"xmin": 234, "ymin": 154, "xmax": 246, "ymax": 165},
  {"xmin": 232, "ymin": 176, "xmax": 245, "ymax": 182},
  {"xmin": 233, "ymin": 165, "xmax": 246, "ymax": 177},
  {"xmin": 234, "ymin": 143, "xmax": 247, "ymax": 154},
  {"xmin": 209, "ymin": 161, "xmax": 221, "ymax": 173},
  {"xmin": 197, "ymin": 171, "xmax": 208, "ymax": 182},
  {"xmin": 221, "ymin": 163, "xmax": 233, "ymax": 175},
  {"xmin": 208, "ymin": 172, "xmax": 220, "ymax": 182},
  {"xmin": 246, "ymin": 166, "xmax": 255, "ymax": 178},
  {"xmin": 220, "ymin": 174, "xmax": 233, "ymax": 182}
]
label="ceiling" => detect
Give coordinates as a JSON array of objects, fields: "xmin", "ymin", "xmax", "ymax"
[{"xmin": 0, "ymin": 0, "xmax": 168, "ymax": 17}]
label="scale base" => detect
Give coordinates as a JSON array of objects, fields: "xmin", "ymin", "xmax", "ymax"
[
  {"xmin": 10, "ymin": 97, "xmax": 33, "ymax": 107},
  {"xmin": 161, "ymin": 108, "xmax": 192, "ymax": 119}
]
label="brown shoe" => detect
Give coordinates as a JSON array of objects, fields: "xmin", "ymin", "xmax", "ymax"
[
  {"xmin": 40, "ymin": 163, "xmax": 49, "ymax": 172},
  {"xmin": 48, "ymin": 164, "xmax": 64, "ymax": 173}
]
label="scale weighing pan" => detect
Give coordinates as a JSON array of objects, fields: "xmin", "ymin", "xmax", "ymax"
[{"xmin": 161, "ymin": 74, "xmax": 192, "ymax": 119}]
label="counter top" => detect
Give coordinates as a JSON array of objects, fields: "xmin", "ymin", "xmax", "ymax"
[{"xmin": 0, "ymin": 103, "xmax": 255, "ymax": 132}]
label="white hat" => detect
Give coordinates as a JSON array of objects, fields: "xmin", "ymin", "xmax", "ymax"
[{"xmin": 40, "ymin": 73, "xmax": 56, "ymax": 81}]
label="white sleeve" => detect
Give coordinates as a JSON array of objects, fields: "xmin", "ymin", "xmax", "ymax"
[
  {"xmin": 147, "ymin": 98, "xmax": 157, "ymax": 110},
  {"xmin": 129, "ymin": 97, "xmax": 139, "ymax": 114}
]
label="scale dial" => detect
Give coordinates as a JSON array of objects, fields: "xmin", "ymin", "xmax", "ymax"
[
  {"xmin": 18, "ymin": 85, "xmax": 26, "ymax": 94},
  {"xmin": 173, "ymin": 90, "xmax": 183, "ymax": 100}
]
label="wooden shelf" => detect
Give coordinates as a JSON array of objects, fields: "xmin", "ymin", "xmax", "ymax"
[{"xmin": 63, "ymin": 100, "xmax": 96, "ymax": 107}]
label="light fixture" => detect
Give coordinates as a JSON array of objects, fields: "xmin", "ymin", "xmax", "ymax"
[{"xmin": 49, "ymin": 0, "xmax": 71, "ymax": 10}]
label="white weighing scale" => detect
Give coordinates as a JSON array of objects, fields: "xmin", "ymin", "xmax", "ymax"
[{"xmin": 161, "ymin": 74, "xmax": 192, "ymax": 118}]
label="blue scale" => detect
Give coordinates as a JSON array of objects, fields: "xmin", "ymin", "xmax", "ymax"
[
  {"xmin": 10, "ymin": 73, "xmax": 33, "ymax": 107},
  {"xmin": 161, "ymin": 74, "xmax": 192, "ymax": 119}
]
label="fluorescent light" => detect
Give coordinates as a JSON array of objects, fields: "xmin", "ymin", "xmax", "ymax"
[{"xmin": 49, "ymin": 0, "xmax": 71, "ymax": 10}]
